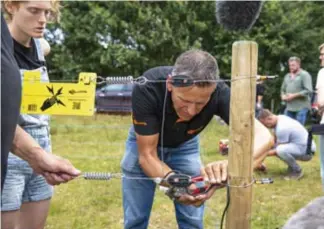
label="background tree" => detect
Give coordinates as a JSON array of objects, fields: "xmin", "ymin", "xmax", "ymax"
[{"xmin": 46, "ymin": 1, "xmax": 324, "ymax": 112}]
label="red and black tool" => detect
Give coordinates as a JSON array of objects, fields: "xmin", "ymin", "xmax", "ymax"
[{"xmin": 166, "ymin": 173, "xmax": 225, "ymax": 197}]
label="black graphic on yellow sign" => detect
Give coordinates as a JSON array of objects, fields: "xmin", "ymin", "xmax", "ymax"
[
  {"xmin": 68, "ymin": 89, "xmax": 87, "ymax": 95},
  {"xmin": 41, "ymin": 86, "xmax": 66, "ymax": 111},
  {"xmin": 21, "ymin": 72, "xmax": 96, "ymax": 116}
]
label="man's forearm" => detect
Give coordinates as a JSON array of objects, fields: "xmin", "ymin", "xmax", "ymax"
[
  {"xmin": 294, "ymin": 91, "xmax": 309, "ymax": 99},
  {"xmin": 267, "ymin": 149, "xmax": 277, "ymax": 156},
  {"xmin": 11, "ymin": 125, "xmax": 43, "ymax": 164},
  {"xmin": 138, "ymin": 154, "xmax": 172, "ymax": 185}
]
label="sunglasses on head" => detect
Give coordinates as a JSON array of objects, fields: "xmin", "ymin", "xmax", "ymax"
[
  {"xmin": 170, "ymin": 75, "xmax": 216, "ymax": 87},
  {"xmin": 170, "ymin": 75, "xmax": 195, "ymax": 87}
]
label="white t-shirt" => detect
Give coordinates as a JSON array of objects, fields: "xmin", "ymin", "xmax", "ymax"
[{"xmin": 315, "ymin": 68, "xmax": 324, "ymax": 123}]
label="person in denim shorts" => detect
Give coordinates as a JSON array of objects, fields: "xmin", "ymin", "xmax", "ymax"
[
  {"xmin": 1, "ymin": 11, "xmax": 80, "ymax": 195},
  {"xmin": 1, "ymin": 1, "xmax": 61, "ymax": 229}
]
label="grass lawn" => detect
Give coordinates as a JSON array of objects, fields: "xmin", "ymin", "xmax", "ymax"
[{"xmin": 45, "ymin": 114, "xmax": 323, "ymax": 229}]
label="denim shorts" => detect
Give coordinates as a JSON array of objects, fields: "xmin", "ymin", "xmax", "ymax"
[{"xmin": 1, "ymin": 126, "xmax": 54, "ymax": 211}]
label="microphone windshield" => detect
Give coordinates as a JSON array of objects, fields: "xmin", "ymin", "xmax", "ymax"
[{"xmin": 215, "ymin": 1, "xmax": 264, "ymax": 31}]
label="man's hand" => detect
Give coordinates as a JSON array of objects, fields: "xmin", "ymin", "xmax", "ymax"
[
  {"xmin": 172, "ymin": 182, "xmax": 224, "ymax": 207},
  {"xmin": 281, "ymin": 94, "xmax": 288, "ymax": 101},
  {"xmin": 201, "ymin": 160, "xmax": 228, "ymax": 184},
  {"xmin": 174, "ymin": 187, "xmax": 205, "ymax": 207},
  {"xmin": 175, "ymin": 160, "xmax": 228, "ymax": 206},
  {"xmin": 165, "ymin": 161, "xmax": 228, "ymax": 207},
  {"xmin": 286, "ymin": 93, "xmax": 300, "ymax": 102},
  {"xmin": 28, "ymin": 146, "xmax": 81, "ymax": 185}
]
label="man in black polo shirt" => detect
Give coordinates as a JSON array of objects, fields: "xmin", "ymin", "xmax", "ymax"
[{"xmin": 121, "ymin": 50, "xmax": 229, "ymax": 229}]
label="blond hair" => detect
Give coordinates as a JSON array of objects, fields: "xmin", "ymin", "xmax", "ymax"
[
  {"xmin": 2, "ymin": 1, "xmax": 61, "ymax": 22},
  {"xmin": 319, "ymin": 43, "xmax": 324, "ymax": 52}
]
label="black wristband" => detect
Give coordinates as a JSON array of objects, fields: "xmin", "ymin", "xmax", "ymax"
[{"xmin": 163, "ymin": 170, "xmax": 176, "ymax": 180}]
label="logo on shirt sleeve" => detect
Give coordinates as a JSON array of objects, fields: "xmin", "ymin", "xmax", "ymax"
[
  {"xmin": 187, "ymin": 126, "xmax": 204, "ymax": 135},
  {"xmin": 133, "ymin": 118, "xmax": 147, "ymax": 126}
]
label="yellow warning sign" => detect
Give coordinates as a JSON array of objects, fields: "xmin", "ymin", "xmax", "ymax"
[{"xmin": 21, "ymin": 72, "xmax": 96, "ymax": 116}]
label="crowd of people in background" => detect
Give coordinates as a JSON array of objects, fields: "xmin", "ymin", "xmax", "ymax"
[{"xmin": 256, "ymin": 45, "xmax": 324, "ymax": 189}]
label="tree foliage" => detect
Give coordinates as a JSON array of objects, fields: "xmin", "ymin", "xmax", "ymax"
[{"xmin": 46, "ymin": 1, "xmax": 324, "ymax": 110}]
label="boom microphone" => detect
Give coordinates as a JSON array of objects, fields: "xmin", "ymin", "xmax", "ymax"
[{"xmin": 215, "ymin": 1, "xmax": 264, "ymax": 31}]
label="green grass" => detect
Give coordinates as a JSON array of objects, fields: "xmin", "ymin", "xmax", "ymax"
[{"xmin": 45, "ymin": 114, "xmax": 323, "ymax": 229}]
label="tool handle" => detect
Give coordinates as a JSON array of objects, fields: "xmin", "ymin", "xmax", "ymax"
[
  {"xmin": 190, "ymin": 175, "xmax": 204, "ymax": 182},
  {"xmin": 189, "ymin": 175, "xmax": 226, "ymax": 196}
]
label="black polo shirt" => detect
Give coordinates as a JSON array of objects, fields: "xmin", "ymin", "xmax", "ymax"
[{"xmin": 132, "ymin": 66, "xmax": 230, "ymax": 148}]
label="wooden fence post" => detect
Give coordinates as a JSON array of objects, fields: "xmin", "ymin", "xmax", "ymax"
[{"xmin": 225, "ymin": 41, "xmax": 258, "ymax": 229}]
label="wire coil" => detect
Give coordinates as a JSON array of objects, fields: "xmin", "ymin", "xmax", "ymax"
[
  {"xmin": 83, "ymin": 172, "xmax": 123, "ymax": 180},
  {"xmin": 97, "ymin": 76, "xmax": 133, "ymax": 85},
  {"xmin": 96, "ymin": 74, "xmax": 278, "ymax": 86}
]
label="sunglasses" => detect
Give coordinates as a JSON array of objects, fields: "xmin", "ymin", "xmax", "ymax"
[{"xmin": 170, "ymin": 75, "xmax": 216, "ymax": 87}]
